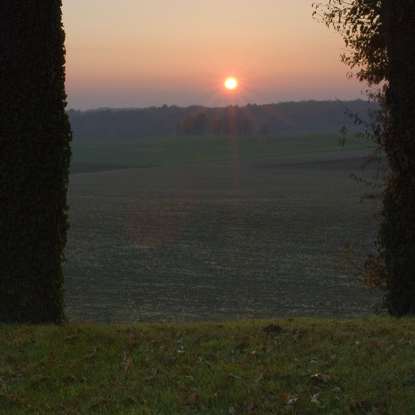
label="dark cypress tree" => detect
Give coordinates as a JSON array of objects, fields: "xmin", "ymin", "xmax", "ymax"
[{"xmin": 0, "ymin": 1, "xmax": 71, "ymax": 323}]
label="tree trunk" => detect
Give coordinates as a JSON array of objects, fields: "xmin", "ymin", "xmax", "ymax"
[
  {"xmin": 380, "ymin": 0, "xmax": 415, "ymax": 315},
  {"xmin": 0, "ymin": 1, "xmax": 71, "ymax": 323}
]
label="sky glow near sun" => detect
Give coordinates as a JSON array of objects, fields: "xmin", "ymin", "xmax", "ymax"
[{"xmin": 62, "ymin": 0, "xmax": 364, "ymax": 109}]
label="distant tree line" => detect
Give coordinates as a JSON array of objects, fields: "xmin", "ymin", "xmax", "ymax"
[
  {"xmin": 69, "ymin": 100, "xmax": 376, "ymax": 140},
  {"xmin": 177, "ymin": 107, "xmax": 254, "ymax": 136}
]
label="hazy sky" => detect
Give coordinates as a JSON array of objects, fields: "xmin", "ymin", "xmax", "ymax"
[{"xmin": 63, "ymin": 0, "xmax": 364, "ymax": 109}]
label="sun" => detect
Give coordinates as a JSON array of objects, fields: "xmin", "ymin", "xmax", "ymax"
[{"xmin": 224, "ymin": 76, "xmax": 239, "ymax": 91}]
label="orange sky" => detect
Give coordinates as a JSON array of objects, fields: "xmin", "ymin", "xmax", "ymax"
[{"xmin": 63, "ymin": 0, "xmax": 364, "ymax": 109}]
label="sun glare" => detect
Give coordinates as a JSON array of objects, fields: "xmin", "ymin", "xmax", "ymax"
[{"xmin": 224, "ymin": 77, "xmax": 238, "ymax": 91}]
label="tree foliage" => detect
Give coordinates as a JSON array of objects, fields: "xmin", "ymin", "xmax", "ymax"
[
  {"xmin": 313, "ymin": 0, "xmax": 387, "ymax": 84},
  {"xmin": 314, "ymin": 0, "xmax": 415, "ymax": 315},
  {"xmin": 0, "ymin": 1, "xmax": 71, "ymax": 323},
  {"xmin": 379, "ymin": 0, "xmax": 415, "ymax": 315}
]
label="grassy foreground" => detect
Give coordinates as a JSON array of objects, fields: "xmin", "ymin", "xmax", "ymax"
[{"xmin": 1, "ymin": 318, "xmax": 415, "ymax": 414}]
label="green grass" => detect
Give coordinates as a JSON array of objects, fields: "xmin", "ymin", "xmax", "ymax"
[{"xmin": 1, "ymin": 318, "xmax": 415, "ymax": 414}]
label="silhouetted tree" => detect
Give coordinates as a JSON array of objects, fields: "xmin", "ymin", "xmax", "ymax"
[
  {"xmin": 0, "ymin": 1, "xmax": 71, "ymax": 323},
  {"xmin": 379, "ymin": 1, "xmax": 415, "ymax": 315},
  {"xmin": 314, "ymin": 0, "xmax": 415, "ymax": 315}
]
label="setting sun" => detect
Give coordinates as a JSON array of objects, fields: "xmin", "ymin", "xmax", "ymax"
[{"xmin": 224, "ymin": 77, "xmax": 239, "ymax": 91}]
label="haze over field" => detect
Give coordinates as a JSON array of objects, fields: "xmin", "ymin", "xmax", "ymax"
[{"xmin": 63, "ymin": 0, "xmax": 364, "ymax": 109}]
